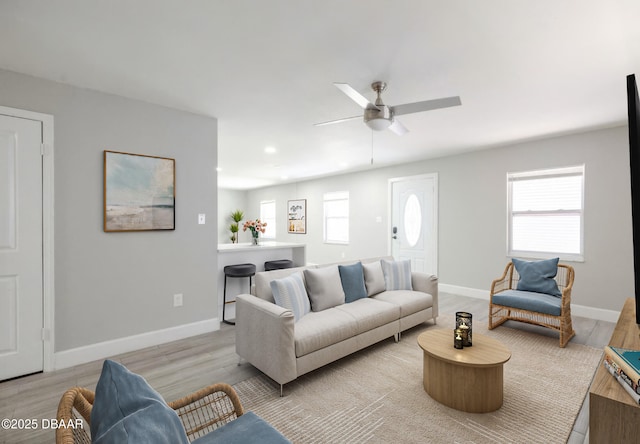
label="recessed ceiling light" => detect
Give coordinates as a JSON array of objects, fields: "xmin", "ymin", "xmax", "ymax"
[
  {"xmin": 265, "ymin": 146, "xmax": 277, "ymax": 154},
  {"xmin": 216, "ymin": 167, "xmax": 222, "ymax": 172},
  {"xmin": 280, "ymin": 175, "xmax": 289, "ymax": 180}
]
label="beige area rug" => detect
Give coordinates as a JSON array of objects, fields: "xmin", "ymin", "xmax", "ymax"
[{"xmin": 233, "ymin": 317, "xmax": 602, "ymax": 444}]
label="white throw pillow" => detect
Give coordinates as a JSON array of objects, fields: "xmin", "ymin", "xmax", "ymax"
[
  {"xmin": 381, "ymin": 259, "xmax": 413, "ymax": 291},
  {"xmin": 303, "ymin": 266, "xmax": 346, "ymax": 311},
  {"xmin": 270, "ymin": 272, "xmax": 311, "ymax": 322},
  {"xmin": 362, "ymin": 261, "xmax": 386, "ymax": 296}
]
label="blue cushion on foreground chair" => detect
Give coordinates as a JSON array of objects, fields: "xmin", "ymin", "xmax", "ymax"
[
  {"xmin": 492, "ymin": 289, "xmax": 562, "ymax": 316},
  {"xmin": 91, "ymin": 360, "xmax": 189, "ymax": 444},
  {"xmin": 192, "ymin": 411, "xmax": 291, "ymax": 444},
  {"xmin": 512, "ymin": 257, "xmax": 561, "ymax": 297}
]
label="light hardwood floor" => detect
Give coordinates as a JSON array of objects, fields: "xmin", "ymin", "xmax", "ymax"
[{"xmin": 0, "ymin": 293, "xmax": 615, "ymax": 444}]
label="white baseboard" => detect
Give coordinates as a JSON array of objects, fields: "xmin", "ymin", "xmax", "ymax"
[
  {"xmin": 438, "ymin": 283, "xmax": 620, "ymax": 323},
  {"xmin": 54, "ymin": 318, "xmax": 220, "ymax": 370},
  {"xmin": 439, "ymin": 284, "xmax": 489, "ymax": 300}
]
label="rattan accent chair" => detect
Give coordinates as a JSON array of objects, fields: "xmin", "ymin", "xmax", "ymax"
[
  {"xmin": 56, "ymin": 383, "xmax": 244, "ymax": 444},
  {"xmin": 489, "ymin": 262, "xmax": 575, "ymax": 347}
]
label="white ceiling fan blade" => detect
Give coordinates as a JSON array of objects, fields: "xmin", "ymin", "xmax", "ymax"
[
  {"xmin": 388, "ymin": 119, "xmax": 409, "ymax": 136},
  {"xmin": 334, "ymin": 83, "xmax": 379, "ymax": 110},
  {"xmin": 314, "ymin": 115, "xmax": 362, "ymax": 127},
  {"xmin": 392, "ymin": 96, "xmax": 461, "ymax": 116}
]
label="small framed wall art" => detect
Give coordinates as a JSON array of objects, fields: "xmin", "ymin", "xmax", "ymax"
[
  {"xmin": 288, "ymin": 199, "xmax": 306, "ymax": 234},
  {"xmin": 104, "ymin": 150, "xmax": 175, "ymax": 232}
]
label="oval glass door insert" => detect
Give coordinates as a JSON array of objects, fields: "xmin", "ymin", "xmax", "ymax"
[{"xmin": 404, "ymin": 194, "xmax": 422, "ymax": 246}]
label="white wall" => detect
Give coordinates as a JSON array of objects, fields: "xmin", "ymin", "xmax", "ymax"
[
  {"xmin": 242, "ymin": 126, "xmax": 633, "ymax": 313},
  {"xmin": 0, "ymin": 69, "xmax": 218, "ymax": 353},
  {"xmin": 218, "ymin": 189, "xmax": 248, "ymax": 244}
]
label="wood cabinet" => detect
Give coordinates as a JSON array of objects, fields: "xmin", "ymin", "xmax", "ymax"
[{"xmin": 589, "ymin": 298, "xmax": 640, "ymax": 443}]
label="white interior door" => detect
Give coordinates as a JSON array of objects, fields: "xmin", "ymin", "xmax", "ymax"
[
  {"xmin": 0, "ymin": 114, "xmax": 44, "ymax": 380},
  {"xmin": 390, "ymin": 174, "xmax": 438, "ymax": 275}
]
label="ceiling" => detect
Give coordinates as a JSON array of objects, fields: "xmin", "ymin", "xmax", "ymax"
[{"xmin": 1, "ymin": 1, "xmax": 639, "ymax": 189}]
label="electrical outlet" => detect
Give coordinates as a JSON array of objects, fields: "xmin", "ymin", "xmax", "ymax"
[
  {"xmin": 173, "ymin": 293, "xmax": 183, "ymax": 307},
  {"xmin": 198, "ymin": 214, "xmax": 206, "ymax": 224}
]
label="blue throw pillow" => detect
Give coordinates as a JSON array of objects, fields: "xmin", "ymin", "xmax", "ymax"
[
  {"xmin": 380, "ymin": 259, "xmax": 413, "ymax": 291},
  {"xmin": 338, "ymin": 262, "xmax": 368, "ymax": 303},
  {"xmin": 91, "ymin": 360, "xmax": 189, "ymax": 444},
  {"xmin": 512, "ymin": 257, "xmax": 562, "ymax": 297}
]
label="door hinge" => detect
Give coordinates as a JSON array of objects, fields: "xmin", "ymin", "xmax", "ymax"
[
  {"xmin": 41, "ymin": 143, "xmax": 50, "ymax": 156},
  {"xmin": 41, "ymin": 328, "xmax": 50, "ymax": 341}
]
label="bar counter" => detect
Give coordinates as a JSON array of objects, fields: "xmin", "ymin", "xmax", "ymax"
[{"xmin": 217, "ymin": 242, "xmax": 306, "ymax": 322}]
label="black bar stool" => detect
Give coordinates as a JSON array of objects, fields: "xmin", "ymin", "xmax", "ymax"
[
  {"xmin": 264, "ymin": 259, "xmax": 294, "ymax": 271},
  {"xmin": 223, "ymin": 263, "xmax": 256, "ymax": 325}
]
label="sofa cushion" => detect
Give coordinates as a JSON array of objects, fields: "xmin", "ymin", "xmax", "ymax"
[
  {"xmin": 381, "ymin": 259, "xmax": 413, "ymax": 291},
  {"xmin": 512, "ymin": 257, "xmax": 561, "ymax": 297},
  {"xmin": 363, "ymin": 261, "xmax": 386, "ymax": 296},
  {"xmin": 338, "ymin": 262, "xmax": 368, "ymax": 303},
  {"xmin": 335, "ymin": 298, "xmax": 400, "ymax": 334},
  {"xmin": 91, "ymin": 360, "xmax": 189, "ymax": 444},
  {"xmin": 270, "ymin": 272, "xmax": 311, "ymax": 322},
  {"xmin": 294, "ymin": 309, "xmax": 358, "ymax": 357},
  {"xmin": 191, "ymin": 411, "xmax": 291, "ymax": 444},
  {"xmin": 371, "ymin": 290, "xmax": 432, "ymax": 317},
  {"xmin": 304, "ymin": 266, "xmax": 346, "ymax": 311},
  {"xmin": 254, "ymin": 266, "xmax": 310, "ymax": 302},
  {"xmin": 492, "ymin": 289, "xmax": 562, "ymax": 316}
]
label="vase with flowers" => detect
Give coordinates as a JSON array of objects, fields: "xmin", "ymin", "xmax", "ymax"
[{"xmin": 243, "ymin": 218, "xmax": 267, "ymax": 245}]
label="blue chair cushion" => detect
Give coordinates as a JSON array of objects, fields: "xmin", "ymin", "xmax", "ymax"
[
  {"xmin": 91, "ymin": 360, "xmax": 189, "ymax": 444},
  {"xmin": 512, "ymin": 257, "xmax": 561, "ymax": 297},
  {"xmin": 492, "ymin": 289, "xmax": 562, "ymax": 316},
  {"xmin": 338, "ymin": 262, "xmax": 368, "ymax": 303},
  {"xmin": 192, "ymin": 411, "xmax": 291, "ymax": 444}
]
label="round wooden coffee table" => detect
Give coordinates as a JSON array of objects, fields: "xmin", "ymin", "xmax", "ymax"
[{"xmin": 417, "ymin": 328, "xmax": 511, "ymax": 413}]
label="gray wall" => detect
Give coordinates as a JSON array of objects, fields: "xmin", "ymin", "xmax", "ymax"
[
  {"xmin": 243, "ymin": 126, "xmax": 634, "ymax": 313},
  {"xmin": 0, "ymin": 69, "xmax": 218, "ymax": 352}
]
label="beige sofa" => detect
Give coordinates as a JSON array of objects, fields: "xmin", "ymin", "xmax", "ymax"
[{"xmin": 235, "ymin": 257, "xmax": 438, "ymax": 395}]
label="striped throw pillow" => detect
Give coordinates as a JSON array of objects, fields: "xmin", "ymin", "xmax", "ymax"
[
  {"xmin": 381, "ymin": 259, "xmax": 413, "ymax": 291},
  {"xmin": 270, "ymin": 272, "xmax": 311, "ymax": 322}
]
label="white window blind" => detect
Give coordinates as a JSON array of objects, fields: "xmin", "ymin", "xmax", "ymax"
[
  {"xmin": 260, "ymin": 200, "xmax": 276, "ymax": 239},
  {"xmin": 508, "ymin": 166, "xmax": 584, "ymax": 260},
  {"xmin": 324, "ymin": 191, "xmax": 349, "ymax": 244}
]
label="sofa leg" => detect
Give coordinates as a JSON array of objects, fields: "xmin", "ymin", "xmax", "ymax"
[
  {"xmin": 280, "ymin": 384, "xmax": 284, "ymax": 397},
  {"xmin": 394, "ymin": 333, "xmax": 400, "ymax": 343}
]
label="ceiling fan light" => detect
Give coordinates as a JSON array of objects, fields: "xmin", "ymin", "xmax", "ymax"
[{"xmin": 366, "ymin": 118, "xmax": 391, "ymax": 131}]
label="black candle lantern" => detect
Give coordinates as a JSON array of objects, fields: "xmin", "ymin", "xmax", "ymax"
[
  {"xmin": 454, "ymin": 329, "xmax": 463, "ymax": 349},
  {"xmin": 456, "ymin": 312, "xmax": 472, "ymax": 347}
]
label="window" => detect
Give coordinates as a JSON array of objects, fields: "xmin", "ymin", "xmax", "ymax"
[
  {"xmin": 323, "ymin": 191, "xmax": 349, "ymax": 244},
  {"xmin": 507, "ymin": 165, "xmax": 584, "ymax": 261},
  {"xmin": 260, "ymin": 200, "xmax": 276, "ymax": 239}
]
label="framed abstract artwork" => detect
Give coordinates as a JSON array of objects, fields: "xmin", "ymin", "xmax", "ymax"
[
  {"xmin": 288, "ymin": 199, "xmax": 306, "ymax": 234},
  {"xmin": 104, "ymin": 150, "xmax": 175, "ymax": 232}
]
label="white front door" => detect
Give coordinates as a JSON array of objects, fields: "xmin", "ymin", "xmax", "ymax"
[
  {"xmin": 0, "ymin": 114, "xmax": 44, "ymax": 380},
  {"xmin": 390, "ymin": 174, "xmax": 438, "ymax": 275}
]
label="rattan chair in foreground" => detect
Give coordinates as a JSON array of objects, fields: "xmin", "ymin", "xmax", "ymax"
[
  {"xmin": 56, "ymin": 382, "xmax": 244, "ymax": 444},
  {"xmin": 489, "ymin": 262, "xmax": 576, "ymax": 347}
]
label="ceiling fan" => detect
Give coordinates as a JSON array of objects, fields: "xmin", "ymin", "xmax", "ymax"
[{"xmin": 315, "ymin": 81, "xmax": 461, "ymax": 135}]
